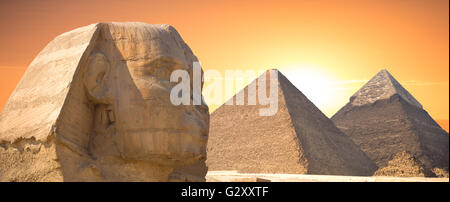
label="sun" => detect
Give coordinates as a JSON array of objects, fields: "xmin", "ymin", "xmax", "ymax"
[{"xmin": 279, "ymin": 64, "xmax": 338, "ymax": 115}]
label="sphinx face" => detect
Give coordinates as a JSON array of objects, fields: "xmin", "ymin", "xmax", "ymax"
[{"xmin": 96, "ymin": 26, "xmax": 209, "ymax": 166}]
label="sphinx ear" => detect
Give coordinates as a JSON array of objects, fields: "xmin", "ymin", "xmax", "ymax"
[{"xmin": 83, "ymin": 53, "xmax": 112, "ymax": 104}]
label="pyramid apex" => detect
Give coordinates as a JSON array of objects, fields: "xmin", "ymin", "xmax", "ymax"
[
  {"xmin": 265, "ymin": 68, "xmax": 280, "ymax": 73},
  {"xmin": 377, "ymin": 68, "xmax": 392, "ymax": 76},
  {"xmin": 257, "ymin": 69, "xmax": 282, "ymax": 80},
  {"xmin": 350, "ymin": 69, "xmax": 422, "ymax": 108}
]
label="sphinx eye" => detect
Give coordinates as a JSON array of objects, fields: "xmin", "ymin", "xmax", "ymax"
[{"xmin": 142, "ymin": 58, "xmax": 185, "ymax": 81}]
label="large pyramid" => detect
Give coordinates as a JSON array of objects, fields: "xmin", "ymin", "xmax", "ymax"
[
  {"xmin": 206, "ymin": 69, "xmax": 376, "ymax": 176},
  {"xmin": 331, "ymin": 69, "xmax": 449, "ymax": 177}
]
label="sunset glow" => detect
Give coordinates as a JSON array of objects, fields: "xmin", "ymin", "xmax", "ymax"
[{"xmin": 0, "ymin": 0, "xmax": 448, "ymax": 131}]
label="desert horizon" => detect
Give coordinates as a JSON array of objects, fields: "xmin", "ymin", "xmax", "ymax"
[{"xmin": 1, "ymin": 66, "xmax": 449, "ymax": 132}]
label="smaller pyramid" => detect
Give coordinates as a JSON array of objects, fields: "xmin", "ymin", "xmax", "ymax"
[
  {"xmin": 332, "ymin": 69, "xmax": 449, "ymax": 177},
  {"xmin": 206, "ymin": 69, "xmax": 376, "ymax": 176},
  {"xmin": 350, "ymin": 69, "xmax": 422, "ymax": 108}
]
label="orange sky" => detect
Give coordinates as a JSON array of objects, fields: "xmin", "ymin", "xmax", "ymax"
[{"xmin": 0, "ymin": 0, "xmax": 448, "ymax": 131}]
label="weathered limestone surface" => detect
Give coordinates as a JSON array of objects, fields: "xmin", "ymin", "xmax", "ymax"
[
  {"xmin": 332, "ymin": 70, "xmax": 449, "ymax": 177},
  {"xmin": 0, "ymin": 22, "xmax": 209, "ymax": 181},
  {"xmin": 207, "ymin": 70, "xmax": 376, "ymax": 176}
]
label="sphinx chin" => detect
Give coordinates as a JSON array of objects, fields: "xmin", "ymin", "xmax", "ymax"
[
  {"xmin": 134, "ymin": 153, "xmax": 206, "ymax": 167},
  {"xmin": 114, "ymin": 131, "xmax": 207, "ymax": 167}
]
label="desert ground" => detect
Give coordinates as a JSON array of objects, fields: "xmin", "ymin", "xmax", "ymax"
[{"xmin": 206, "ymin": 171, "xmax": 449, "ymax": 182}]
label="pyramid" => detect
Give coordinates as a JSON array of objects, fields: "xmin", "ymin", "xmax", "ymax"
[
  {"xmin": 206, "ymin": 69, "xmax": 377, "ymax": 176},
  {"xmin": 331, "ymin": 69, "xmax": 449, "ymax": 177}
]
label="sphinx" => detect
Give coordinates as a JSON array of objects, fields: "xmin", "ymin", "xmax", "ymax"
[{"xmin": 0, "ymin": 22, "xmax": 209, "ymax": 182}]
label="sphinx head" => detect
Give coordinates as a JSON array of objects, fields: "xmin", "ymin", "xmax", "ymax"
[
  {"xmin": 0, "ymin": 23, "xmax": 208, "ymax": 181},
  {"xmin": 81, "ymin": 23, "xmax": 209, "ymax": 167}
]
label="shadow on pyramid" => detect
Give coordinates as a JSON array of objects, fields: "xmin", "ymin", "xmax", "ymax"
[{"xmin": 207, "ymin": 69, "xmax": 377, "ymax": 176}]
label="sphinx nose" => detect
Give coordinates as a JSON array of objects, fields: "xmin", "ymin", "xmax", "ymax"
[
  {"xmin": 195, "ymin": 103, "xmax": 209, "ymax": 115},
  {"xmin": 190, "ymin": 94, "xmax": 208, "ymax": 113}
]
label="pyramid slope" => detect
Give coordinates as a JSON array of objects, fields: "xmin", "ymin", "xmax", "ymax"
[
  {"xmin": 207, "ymin": 70, "xmax": 376, "ymax": 176},
  {"xmin": 350, "ymin": 69, "xmax": 422, "ymax": 109},
  {"xmin": 332, "ymin": 70, "xmax": 449, "ymax": 176},
  {"xmin": 278, "ymin": 73, "xmax": 376, "ymax": 175},
  {"xmin": 207, "ymin": 70, "xmax": 309, "ymax": 174}
]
